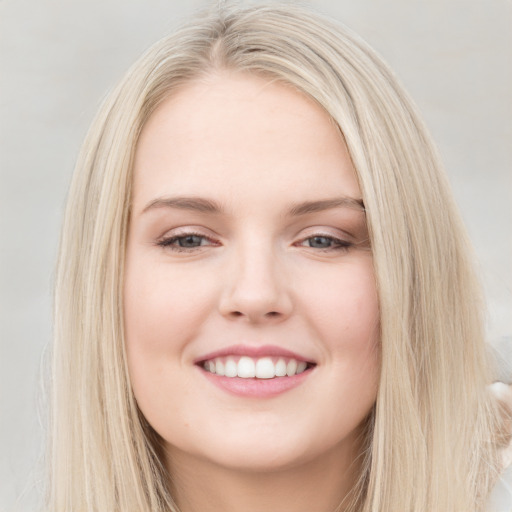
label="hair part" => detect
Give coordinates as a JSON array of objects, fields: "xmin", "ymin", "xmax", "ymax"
[{"xmin": 49, "ymin": 2, "xmax": 501, "ymax": 511}]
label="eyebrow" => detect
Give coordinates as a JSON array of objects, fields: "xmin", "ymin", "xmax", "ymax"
[
  {"xmin": 142, "ymin": 196, "xmax": 221, "ymax": 214},
  {"xmin": 141, "ymin": 195, "xmax": 365, "ymax": 216},
  {"xmin": 287, "ymin": 197, "xmax": 365, "ymax": 216}
]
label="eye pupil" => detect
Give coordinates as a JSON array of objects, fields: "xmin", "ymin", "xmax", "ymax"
[
  {"xmin": 309, "ymin": 236, "xmax": 331, "ymax": 248},
  {"xmin": 178, "ymin": 235, "xmax": 203, "ymax": 247}
]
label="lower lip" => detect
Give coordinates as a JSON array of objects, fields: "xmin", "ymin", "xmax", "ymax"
[{"xmin": 199, "ymin": 367, "xmax": 313, "ymax": 398}]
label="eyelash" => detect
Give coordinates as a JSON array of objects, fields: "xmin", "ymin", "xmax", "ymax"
[
  {"xmin": 156, "ymin": 231, "xmax": 219, "ymax": 252},
  {"xmin": 156, "ymin": 232, "xmax": 352, "ymax": 253},
  {"xmin": 295, "ymin": 234, "xmax": 352, "ymax": 252}
]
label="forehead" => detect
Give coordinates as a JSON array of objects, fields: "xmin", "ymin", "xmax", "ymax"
[{"xmin": 132, "ymin": 72, "xmax": 360, "ymax": 214}]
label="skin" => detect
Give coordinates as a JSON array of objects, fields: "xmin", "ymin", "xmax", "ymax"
[{"xmin": 124, "ymin": 72, "xmax": 380, "ymax": 512}]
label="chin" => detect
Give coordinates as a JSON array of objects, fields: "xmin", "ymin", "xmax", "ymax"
[
  {"xmin": 165, "ymin": 417, "xmax": 359, "ymax": 476},
  {"xmin": 198, "ymin": 441, "xmax": 314, "ymax": 473}
]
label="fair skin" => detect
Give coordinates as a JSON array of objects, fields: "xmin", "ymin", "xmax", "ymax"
[{"xmin": 124, "ymin": 72, "xmax": 380, "ymax": 512}]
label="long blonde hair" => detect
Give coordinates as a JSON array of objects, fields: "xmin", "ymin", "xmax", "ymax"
[{"xmin": 49, "ymin": 3, "xmax": 501, "ymax": 511}]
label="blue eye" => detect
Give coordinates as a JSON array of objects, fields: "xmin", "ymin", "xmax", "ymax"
[
  {"xmin": 300, "ymin": 235, "xmax": 351, "ymax": 251},
  {"xmin": 174, "ymin": 235, "xmax": 206, "ymax": 248},
  {"xmin": 157, "ymin": 233, "xmax": 215, "ymax": 251},
  {"xmin": 307, "ymin": 236, "xmax": 335, "ymax": 249}
]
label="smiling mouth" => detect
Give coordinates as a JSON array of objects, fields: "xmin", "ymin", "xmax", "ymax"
[{"xmin": 199, "ymin": 356, "xmax": 315, "ymax": 379}]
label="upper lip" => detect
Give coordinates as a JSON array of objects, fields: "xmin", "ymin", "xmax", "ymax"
[{"xmin": 194, "ymin": 344, "xmax": 316, "ymax": 364}]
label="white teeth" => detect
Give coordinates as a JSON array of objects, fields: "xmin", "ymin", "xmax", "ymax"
[
  {"xmin": 224, "ymin": 357, "xmax": 238, "ymax": 377},
  {"xmin": 203, "ymin": 356, "xmax": 310, "ymax": 379},
  {"xmin": 237, "ymin": 356, "xmax": 256, "ymax": 378},
  {"xmin": 275, "ymin": 358, "xmax": 287, "ymax": 377},
  {"xmin": 215, "ymin": 359, "xmax": 225, "ymax": 376},
  {"xmin": 296, "ymin": 361, "xmax": 307, "ymax": 374},
  {"xmin": 286, "ymin": 359, "xmax": 297, "ymax": 377},
  {"xmin": 255, "ymin": 357, "xmax": 275, "ymax": 379}
]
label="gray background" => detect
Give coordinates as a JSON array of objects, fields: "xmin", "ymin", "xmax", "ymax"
[{"xmin": 1, "ymin": 0, "xmax": 510, "ymax": 510}]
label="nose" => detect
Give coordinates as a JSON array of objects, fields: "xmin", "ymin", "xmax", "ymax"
[{"xmin": 218, "ymin": 243, "xmax": 293, "ymax": 323}]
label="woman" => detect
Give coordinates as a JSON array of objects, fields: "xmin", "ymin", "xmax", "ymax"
[{"xmin": 48, "ymin": 3, "xmax": 507, "ymax": 511}]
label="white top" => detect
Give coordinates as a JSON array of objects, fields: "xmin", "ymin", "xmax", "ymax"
[{"xmin": 488, "ymin": 465, "xmax": 512, "ymax": 512}]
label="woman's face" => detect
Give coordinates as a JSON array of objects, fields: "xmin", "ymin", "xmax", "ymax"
[{"xmin": 124, "ymin": 72, "xmax": 379, "ymax": 473}]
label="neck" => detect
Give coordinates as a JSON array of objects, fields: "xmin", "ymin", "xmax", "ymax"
[{"xmin": 165, "ymin": 438, "xmax": 365, "ymax": 512}]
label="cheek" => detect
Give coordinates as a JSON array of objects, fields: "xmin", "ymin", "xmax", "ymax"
[
  {"xmin": 123, "ymin": 259, "xmax": 217, "ymax": 434},
  {"xmin": 302, "ymin": 259, "xmax": 380, "ymax": 395},
  {"xmin": 123, "ymin": 258, "xmax": 216, "ymax": 405},
  {"xmin": 124, "ymin": 261, "xmax": 213, "ymax": 351},
  {"xmin": 302, "ymin": 258, "xmax": 379, "ymax": 347}
]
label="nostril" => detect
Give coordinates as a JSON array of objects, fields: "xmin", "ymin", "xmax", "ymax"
[{"xmin": 230, "ymin": 311, "xmax": 280, "ymax": 318}]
